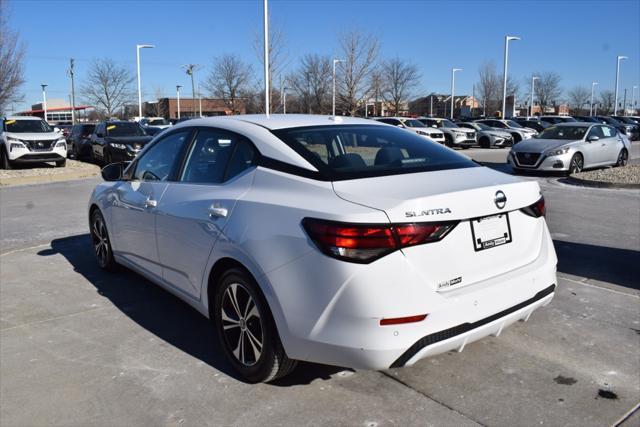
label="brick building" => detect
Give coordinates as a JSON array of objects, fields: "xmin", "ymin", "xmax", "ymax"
[{"xmin": 142, "ymin": 98, "xmax": 247, "ymax": 119}]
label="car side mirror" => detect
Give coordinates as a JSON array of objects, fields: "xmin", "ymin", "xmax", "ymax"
[
  {"xmin": 101, "ymin": 162, "xmax": 125, "ymax": 181},
  {"xmin": 587, "ymin": 135, "xmax": 599, "ymax": 143}
]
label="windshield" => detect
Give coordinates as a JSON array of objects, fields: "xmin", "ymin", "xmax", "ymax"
[
  {"xmin": 538, "ymin": 126, "xmax": 588, "ymax": 140},
  {"xmin": 271, "ymin": 125, "xmax": 477, "ymax": 180},
  {"xmin": 473, "ymin": 122, "xmax": 491, "ymax": 130},
  {"xmin": 440, "ymin": 119, "xmax": 457, "ymax": 128},
  {"xmin": 506, "ymin": 120, "xmax": 523, "ymax": 128},
  {"xmin": 106, "ymin": 122, "xmax": 146, "ymax": 137},
  {"xmin": 403, "ymin": 119, "xmax": 426, "ymax": 128},
  {"xmin": 4, "ymin": 119, "xmax": 53, "ymax": 133},
  {"xmin": 147, "ymin": 118, "xmax": 169, "ymax": 126}
]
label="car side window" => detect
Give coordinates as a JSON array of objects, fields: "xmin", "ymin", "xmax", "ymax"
[
  {"xmin": 224, "ymin": 140, "xmax": 257, "ymax": 181},
  {"xmin": 587, "ymin": 126, "xmax": 604, "ymax": 139},
  {"xmin": 134, "ymin": 130, "xmax": 191, "ymax": 181},
  {"xmin": 602, "ymin": 126, "xmax": 616, "ymax": 137},
  {"xmin": 180, "ymin": 129, "xmax": 249, "ymax": 184}
]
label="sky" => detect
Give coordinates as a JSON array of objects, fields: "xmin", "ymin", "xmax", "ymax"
[{"xmin": 6, "ymin": 0, "xmax": 640, "ymax": 112}]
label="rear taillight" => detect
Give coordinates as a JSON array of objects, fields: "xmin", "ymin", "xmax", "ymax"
[
  {"xmin": 520, "ymin": 196, "xmax": 546, "ymax": 218},
  {"xmin": 302, "ymin": 218, "xmax": 457, "ymax": 263}
]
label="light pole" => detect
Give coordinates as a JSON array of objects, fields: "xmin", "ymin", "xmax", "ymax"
[
  {"xmin": 332, "ymin": 59, "xmax": 345, "ymax": 117},
  {"xmin": 450, "ymin": 68, "xmax": 462, "ymax": 119},
  {"xmin": 590, "ymin": 82, "xmax": 599, "ymax": 116},
  {"xmin": 614, "ymin": 55, "xmax": 628, "ymax": 115},
  {"xmin": 632, "ymin": 85, "xmax": 638, "ymax": 115},
  {"xmin": 283, "ymin": 87, "xmax": 287, "ymax": 114},
  {"xmin": 176, "ymin": 85, "xmax": 182, "ymax": 119},
  {"xmin": 40, "ymin": 84, "xmax": 48, "ymax": 123},
  {"xmin": 501, "ymin": 35, "xmax": 520, "ymax": 118},
  {"xmin": 530, "ymin": 75, "xmax": 539, "ymax": 118},
  {"xmin": 182, "ymin": 64, "xmax": 199, "ymax": 117},
  {"xmin": 263, "ymin": 0, "xmax": 270, "ymax": 117},
  {"xmin": 136, "ymin": 44, "xmax": 155, "ymax": 119}
]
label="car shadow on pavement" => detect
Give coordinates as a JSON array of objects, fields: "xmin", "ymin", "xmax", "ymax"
[
  {"xmin": 38, "ymin": 234, "xmax": 344, "ymax": 386},
  {"xmin": 555, "ymin": 240, "xmax": 640, "ymax": 291}
]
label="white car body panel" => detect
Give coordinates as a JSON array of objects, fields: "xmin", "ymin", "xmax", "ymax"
[{"xmin": 89, "ymin": 114, "xmax": 557, "ymax": 371}]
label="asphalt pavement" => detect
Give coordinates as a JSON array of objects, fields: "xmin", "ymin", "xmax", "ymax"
[{"xmin": 1, "ymin": 147, "xmax": 639, "ymax": 426}]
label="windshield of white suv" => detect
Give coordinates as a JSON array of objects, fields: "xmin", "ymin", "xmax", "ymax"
[
  {"xmin": 506, "ymin": 120, "xmax": 523, "ymax": 128},
  {"xmin": 272, "ymin": 125, "xmax": 478, "ymax": 180},
  {"xmin": 537, "ymin": 126, "xmax": 588, "ymax": 140},
  {"xmin": 403, "ymin": 119, "xmax": 427, "ymax": 128},
  {"xmin": 105, "ymin": 122, "xmax": 146, "ymax": 137},
  {"xmin": 4, "ymin": 119, "xmax": 53, "ymax": 133},
  {"xmin": 147, "ymin": 119, "xmax": 169, "ymax": 126}
]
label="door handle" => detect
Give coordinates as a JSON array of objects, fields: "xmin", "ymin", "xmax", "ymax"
[
  {"xmin": 208, "ymin": 205, "xmax": 228, "ymax": 218},
  {"xmin": 145, "ymin": 198, "xmax": 158, "ymax": 208}
]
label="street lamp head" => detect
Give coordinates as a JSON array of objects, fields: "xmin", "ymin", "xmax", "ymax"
[
  {"xmin": 137, "ymin": 44, "xmax": 155, "ymax": 49},
  {"xmin": 617, "ymin": 55, "xmax": 628, "ymax": 61},
  {"xmin": 176, "ymin": 85, "xmax": 182, "ymax": 90},
  {"xmin": 40, "ymin": 84, "xmax": 48, "ymax": 89},
  {"xmin": 506, "ymin": 35, "xmax": 521, "ymax": 41},
  {"xmin": 453, "ymin": 68, "xmax": 462, "ymax": 72},
  {"xmin": 532, "ymin": 76, "xmax": 539, "ymax": 81},
  {"xmin": 592, "ymin": 82, "xmax": 599, "ymax": 86}
]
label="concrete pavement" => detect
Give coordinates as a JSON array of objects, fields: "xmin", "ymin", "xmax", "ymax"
[{"xmin": 1, "ymin": 151, "xmax": 639, "ymax": 426}]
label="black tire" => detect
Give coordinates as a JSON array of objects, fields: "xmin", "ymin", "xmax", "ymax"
[
  {"xmin": 568, "ymin": 153, "xmax": 584, "ymax": 175},
  {"xmin": 444, "ymin": 134, "xmax": 453, "ymax": 148},
  {"xmin": 55, "ymin": 159, "xmax": 66, "ymax": 167},
  {"xmin": 1, "ymin": 147, "xmax": 12, "ymax": 169},
  {"xmin": 69, "ymin": 143, "xmax": 77, "ymax": 159},
  {"xmin": 479, "ymin": 137, "xmax": 491, "ymax": 149},
  {"xmin": 213, "ymin": 268, "xmax": 297, "ymax": 383},
  {"xmin": 90, "ymin": 209, "xmax": 117, "ymax": 271},
  {"xmin": 105, "ymin": 149, "xmax": 112, "ymax": 166},
  {"xmin": 615, "ymin": 148, "xmax": 628, "ymax": 167}
]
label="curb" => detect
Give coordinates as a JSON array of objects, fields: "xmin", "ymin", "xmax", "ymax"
[
  {"xmin": 0, "ymin": 170, "xmax": 99, "ymax": 187},
  {"xmin": 560, "ymin": 176, "xmax": 640, "ymax": 190}
]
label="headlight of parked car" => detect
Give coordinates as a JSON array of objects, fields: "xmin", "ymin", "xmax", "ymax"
[
  {"xmin": 416, "ymin": 130, "xmax": 428, "ymax": 136},
  {"xmin": 545, "ymin": 147, "xmax": 570, "ymax": 156},
  {"xmin": 55, "ymin": 139, "xmax": 66, "ymax": 148},
  {"xmin": 110, "ymin": 143, "xmax": 126, "ymax": 150}
]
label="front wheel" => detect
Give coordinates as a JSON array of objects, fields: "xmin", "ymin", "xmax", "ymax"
[
  {"xmin": 444, "ymin": 134, "xmax": 453, "ymax": 148},
  {"xmin": 479, "ymin": 137, "xmax": 491, "ymax": 149},
  {"xmin": 615, "ymin": 148, "xmax": 628, "ymax": 167},
  {"xmin": 1, "ymin": 148, "xmax": 12, "ymax": 169},
  {"xmin": 213, "ymin": 268, "xmax": 297, "ymax": 383},
  {"xmin": 568, "ymin": 153, "xmax": 584, "ymax": 174}
]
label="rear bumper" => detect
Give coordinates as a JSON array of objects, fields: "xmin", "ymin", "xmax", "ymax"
[{"xmin": 392, "ymin": 284, "xmax": 555, "ymax": 367}]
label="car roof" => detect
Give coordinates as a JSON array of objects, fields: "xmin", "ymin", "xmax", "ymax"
[
  {"xmin": 4, "ymin": 116, "xmax": 41, "ymax": 121},
  {"xmin": 185, "ymin": 114, "xmax": 383, "ymax": 131},
  {"xmin": 554, "ymin": 122, "xmax": 592, "ymax": 127}
]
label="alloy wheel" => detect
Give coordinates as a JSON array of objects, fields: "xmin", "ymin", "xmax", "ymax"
[
  {"xmin": 617, "ymin": 149, "xmax": 628, "ymax": 167},
  {"xmin": 91, "ymin": 214, "xmax": 111, "ymax": 268},
  {"xmin": 570, "ymin": 154, "xmax": 583, "ymax": 174},
  {"xmin": 220, "ymin": 282, "xmax": 264, "ymax": 366}
]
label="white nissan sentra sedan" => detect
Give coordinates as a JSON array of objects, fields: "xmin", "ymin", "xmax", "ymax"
[{"xmin": 89, "ymin": 115, "xmax": 557, "ymax": 383}]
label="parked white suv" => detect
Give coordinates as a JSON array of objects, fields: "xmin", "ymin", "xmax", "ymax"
[
  {"xmin": 1, "ymin": 117, "xmax": 67, "ymax": 169},
  {"xmin": 374, "ymin": 117, "xmax": 446, "ymax": 144}
]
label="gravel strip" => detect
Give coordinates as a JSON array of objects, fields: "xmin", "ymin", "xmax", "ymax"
[
  {"xmin": 0, "ymin": 159, "xmax": 99, "ymax": 180},
  {"xmin": 571, "ymin": 165, "xmax": 640, "ymax": 185}
]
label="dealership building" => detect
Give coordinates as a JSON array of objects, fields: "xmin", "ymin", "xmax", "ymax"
[{"xmin": 16, "ymin": 99, "xmax": 92, "ymax": 125}]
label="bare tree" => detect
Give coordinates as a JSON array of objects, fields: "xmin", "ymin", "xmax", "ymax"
[
  {"xmin": 253, "ymin": 23, "xmax": 288, "ymax": 112},
  {"xmin": 567, "ymin": 86, "xmax": 590, "ymax": 115},
  {"xmin": 381, "ymin": 57, "xmax": 421, "ymax": 115},
  {"xmin": 477, "ymin": 61, "xmax": 501, "ymax": 116},
  {"xmin": 288, "ymin": 54, "xmax": 332, "ymax": 114},
  {"xmin": 598, "ymin": 90, "xmax": 615, "ymax": 114},
  {"xmin": 81, "ymin": 58, "xmax": 134, "ymax": 118},
  {"xmin": 534, "ymin": 72, "xmax": 562, "ymax": 111},
  {"xmin": 0, "ymin": 1, "xmax": 26, "ymax": 114},
  {"xmin": 204, "ymin": 54, "xmax": 252, "ymax": 114},
  {"xmin": 336, "ymin": 30, "xmax": 380, "ymax": 116}
]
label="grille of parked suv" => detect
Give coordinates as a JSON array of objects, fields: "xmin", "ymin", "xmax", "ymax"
[
  {"xmin": 516, "ymin": 152, "xmax": 541, "ymax": 166},
  {"xmin": 23, "ymin": 139, "xmax": 56, "ymax": 151},
  {"xmin": 432, "ymin": 133, "xmax": 443, "ymax": 139},
  {"xmin": 466, "ymin": 132, "xmax": 474, "ymax": 138}
]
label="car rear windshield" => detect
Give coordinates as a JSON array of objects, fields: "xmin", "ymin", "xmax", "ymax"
[
  {"xmin": 538, "ymin": 126, "xmax": 587, "ymax": 140},
  {"xmin": 106, "ymin": 122, "xmax": 146, "ymax": 137},
  {"xmin": 271, "ymin": 125, "xmax": 478, "ymax": 180},
  {"xmin": 4, "ymin": 119, "xmax": 52, "ymax": 133}
]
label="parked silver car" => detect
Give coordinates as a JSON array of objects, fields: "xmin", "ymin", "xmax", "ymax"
[
  {"xmin": 476, "ymin": 119, "xmax": 537, "ymax": 143},
  {"xmin": 417, "ymin": 117, "xmax": 476, "ymax": 148},
  {"xmin": 458, "ymin": 122, "xmax": 513, "ymax": 148},
  {"xmin": 374, "ymin": 117, "xmax": 446, "ymax": 144},
  {"xmin": 508, "ymin": 122, "xmax": 630, "ymax": 174}
]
